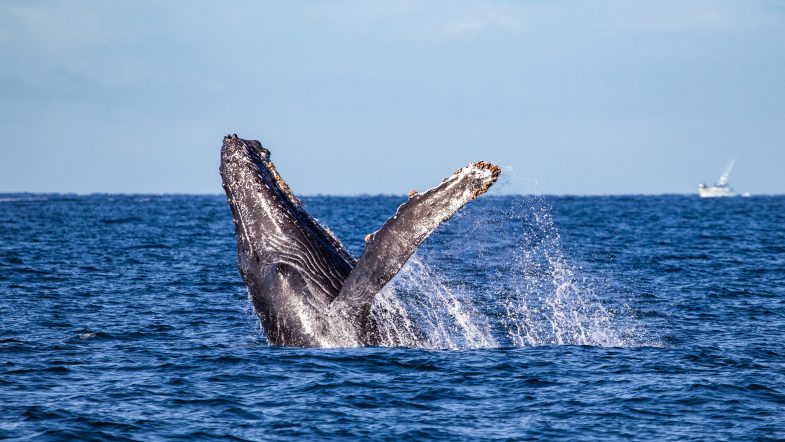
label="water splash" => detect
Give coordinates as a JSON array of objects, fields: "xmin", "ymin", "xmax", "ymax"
[
  {"xmin": 371, "ymin": 255, "xmax": 498, "ymax": 350},
  {"xmin": 369, "ymin": 194, "xmax": 651, "ymax": 349},
  {"xmin": 498, "ymin": 196, "xmax": 641, "ymax": 347}
]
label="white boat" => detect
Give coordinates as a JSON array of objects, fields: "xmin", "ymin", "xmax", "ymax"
[{"xmin": 698, "ymin": 160, "xmax": 737, "ymax": 198}]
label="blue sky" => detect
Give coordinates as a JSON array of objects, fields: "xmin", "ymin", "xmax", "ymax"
[{"xmin": 1, "ymin": 1, "xmax": 783, "ymax": 195}]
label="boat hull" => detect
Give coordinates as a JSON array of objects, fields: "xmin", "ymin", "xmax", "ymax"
[{"xmin": 698, "ymin": 186, "xmax": 736, "ymax": 198}]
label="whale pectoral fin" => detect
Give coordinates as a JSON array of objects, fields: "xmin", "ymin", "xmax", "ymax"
[{"xmin": 331, "ymin": 161, "xmax": 500, "ymax": 321}]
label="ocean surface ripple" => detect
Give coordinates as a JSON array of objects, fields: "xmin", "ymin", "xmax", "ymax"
[{"xmin": 1, "ymin": 194, "xmax": 784, "ymax": 440}]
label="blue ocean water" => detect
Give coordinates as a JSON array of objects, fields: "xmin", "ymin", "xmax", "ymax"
[{"xmin": 1, "ymin": 194, "xmax": 784, "ymax": 440}]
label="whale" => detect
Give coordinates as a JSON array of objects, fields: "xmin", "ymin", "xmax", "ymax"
[{"xmin": 220, "ymin": 134, "xmax": 500, "ymax": 347}]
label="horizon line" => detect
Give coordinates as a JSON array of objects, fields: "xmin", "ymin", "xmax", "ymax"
[{"xmin": 0, "ymin": 191, "xmax": 778, "ymax": 198}]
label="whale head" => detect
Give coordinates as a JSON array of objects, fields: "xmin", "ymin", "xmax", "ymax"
[
  {"xmin": 220, "ymin": 134, "xmax": 300, "ymax": 227},
  {"xmin": 219, "ymin": 134, "xmax": 356, "ymax": 346}
]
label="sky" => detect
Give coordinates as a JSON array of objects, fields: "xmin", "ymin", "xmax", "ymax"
[{"xmin": 1, "ymin": 1, "xmax": 784, "ymax": 195}]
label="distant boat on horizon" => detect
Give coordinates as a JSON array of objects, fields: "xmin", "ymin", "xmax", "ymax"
[{"xmin": 698, "ymin": 160, "xmax": 749, "ymax": 198}]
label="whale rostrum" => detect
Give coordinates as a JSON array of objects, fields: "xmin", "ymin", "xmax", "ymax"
[{"xmin": 220, "ymin": 134, "xmax": 500, "ymax": 346}]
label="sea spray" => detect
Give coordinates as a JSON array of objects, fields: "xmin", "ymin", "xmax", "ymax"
[
  {"xmin": 371, "ymin": 255, "xmax": 497, "ymax": 349},
  {"xmin": 369, "ymin": 194, "xmax": 649, "ymax": 349},
  {"xmin": 498, "ymin": 196, "xmax": 632, "ymax": 347}
]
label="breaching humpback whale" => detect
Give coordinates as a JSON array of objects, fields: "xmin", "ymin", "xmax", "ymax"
[{"xmin": 220, "ymin": 134, "xmax": 500, "ymax": 347}]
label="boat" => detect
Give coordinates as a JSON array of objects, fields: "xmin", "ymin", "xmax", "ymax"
[{"xmin": 698, "ymin": 160, "xmax": 737, "ymax": 198}]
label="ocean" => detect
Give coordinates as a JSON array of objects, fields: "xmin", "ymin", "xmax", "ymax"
[{"xmin": 1, "ymin": 194, "xmax": 783, "ymax": 440}]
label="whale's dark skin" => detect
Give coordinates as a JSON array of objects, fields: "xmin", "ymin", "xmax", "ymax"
[{"xmin": 220, "ymin": 134, "xmax": 500, "ymax": 347}]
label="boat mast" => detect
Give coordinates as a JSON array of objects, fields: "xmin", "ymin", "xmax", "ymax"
[{"xmin": 717, "ymin": 159, "xmax": 735, "ymax": 186}]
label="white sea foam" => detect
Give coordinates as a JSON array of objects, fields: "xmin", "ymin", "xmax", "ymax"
[{"xmin": 0, "ymin": 197, "xmax": 47, "ymax": 203}]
